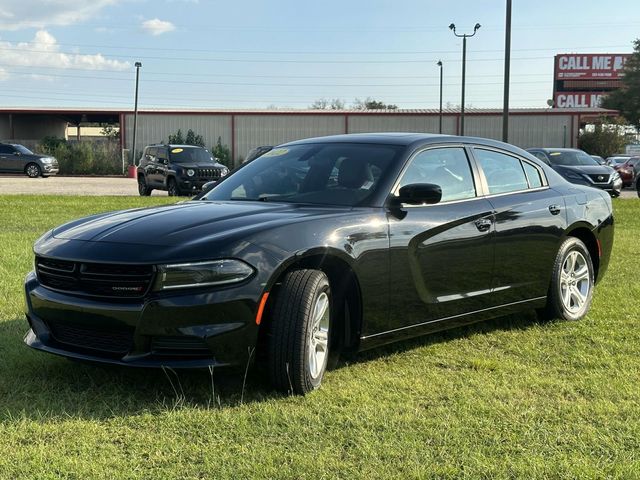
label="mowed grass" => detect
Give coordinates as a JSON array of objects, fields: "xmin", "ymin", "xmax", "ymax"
[{"xmin": 0, "ymin": 194, "xmax": 639, "ymax": 479}]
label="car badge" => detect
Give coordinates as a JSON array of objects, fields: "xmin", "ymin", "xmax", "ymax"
[{"xmin": 597, "ymin": 175, "xmax": 604, "ymax": 181}]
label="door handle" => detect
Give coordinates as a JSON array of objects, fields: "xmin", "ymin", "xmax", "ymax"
[
  {"xmin": 548, "ymin": 204, "xmax": 561, "ymax": 215},
  {"xmin": 474, "ymin": 218, "xmax": 492, "ymax": 232}
]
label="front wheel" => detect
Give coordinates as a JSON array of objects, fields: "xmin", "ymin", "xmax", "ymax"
[
  {"xmin": 167, "ymin": 178, "xmax": 180, "ymax": 196},
  {"xmin": 25, "ymin": 163, "xmax": 41, "ymax": 178},
  {"xmin": 268, "ymin": 269, "xmax": 331, "ymax": 395},
  {"xmin": 538, "ymin": 237, "xmax": 594, "ymax": 321},
  {"xmin": 138, "ymin": 176, "xmax": 152, "ymax": 196}
]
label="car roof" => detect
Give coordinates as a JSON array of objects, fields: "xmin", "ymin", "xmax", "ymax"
[
  {"xmin": 529, "ymin": 148, "xmax": 583, "ymax": 152},
  {"xmin": 146, "ymin": 144, "xmax": 205, "ymax": 148},
  {"xmin": 281, "ymin": 132, "xmax": 531, "ymax": 153}
]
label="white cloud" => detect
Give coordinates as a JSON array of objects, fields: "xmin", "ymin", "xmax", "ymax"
[
  {"xmin": 141, "ymin": 18, "xmax": 176, "ymax": 36},
  {"xmin": 0, "ymin": 0, "xmax": 118, "ymax": 30},
  {"xmin": 0, "ymin": 30, "xmax": 130, "ymax": 80}
]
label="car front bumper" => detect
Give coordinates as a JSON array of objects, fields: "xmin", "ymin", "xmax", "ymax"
[
  {"xmin": 178, "ymin": 178, "xmax": 219, "ymax": 193},
  {"xmin": 42, "ymin": 165, "xmax": 59, "ymax": 175},
  {"xmin": 24, "ymin": 271, "xmax": 261, "ymax": 369}
]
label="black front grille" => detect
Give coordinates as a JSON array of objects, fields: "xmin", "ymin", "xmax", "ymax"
[
  {"xmin": 36, "ymin": 256, "xmax": 155, "ymax": 298},
  {"xmin": 48, "ymin": 321, "xmax": 134, "ymax": 354},
  {"xmin": 197, "ymin": 167, "xmax": 222, "ymax": 181},
  {"xmin": 151, "ymin": 336, "xmax": 212, "ymax": 357},
  {"xmin": 588, "ymin": 173, "xmax": 610, "ymax": 183}
]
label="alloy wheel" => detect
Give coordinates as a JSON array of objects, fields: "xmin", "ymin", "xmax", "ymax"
[
  {"xmin": 26, "ymin": 164, "xmax": 40, "ymax": 178},
  {"xmin": 308, "ymin": 291, "xmax": 330, "ymax": 380},
  {"xmin": 559, "ymin": 250, "xmax": 590, "ymax": 314}
]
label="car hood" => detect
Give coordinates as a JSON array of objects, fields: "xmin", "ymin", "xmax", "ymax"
[
  {"xmin": 50, "ymin": 201, "xmax": 350, "ymax": 248},
  {"xmin": 175, "ymin": 162, "xmax": 225, "ymax": 169},
  {"xmin": 554, "ymin": 164, "xmax": 614, "ymax": 175}
]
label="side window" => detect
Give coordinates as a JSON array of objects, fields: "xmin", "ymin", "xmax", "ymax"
[
  {"xmin": 157, "ymin": 148, "xmax": 168, "ymax": 162},
  {"xmin": 145, "ymin": 147, "xmax": 157, "ymax": 162},
  {"xmin": 474, "ymin": 148, "xmax": 529, "ymax": 195},
  {"xmin": 522, "ymin": 161, "xmax": 544, "ymax": 188},
  {"xmin": 0, "ymin": 145, "xmax": 15, "ymax": 154},
  {"xmin": 397, "ymin": 147, "xmax": 476, "ymax": 202}
]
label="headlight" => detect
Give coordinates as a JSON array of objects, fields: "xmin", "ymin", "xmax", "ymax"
[
  {"xmin": 221, "ymin": 167, "xmax": 229, "ymax": 177},
  {"xmin": 154, "ymin": 259, "xmax": 254, "ymax": 290},
  {"xmin": 40, "ymin": 157, "xmax": 53, "ymax": 164},
  {"xmin": 612, "ymin": 171, "xmax": 621, "ymax": 179},
  {"xmin": 186, "ymin": 169, "xmax": 195, "ymax": 177}
]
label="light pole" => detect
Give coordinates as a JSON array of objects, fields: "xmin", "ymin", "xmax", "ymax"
[
  {"xmin": 131, "ymin": 61, "xmax": 142, "ymax": 170},
  {"xmin": 437, "ymin": 60, "xmax": 443, "ymax": 134},
  {"xmin": 449, "ymin": 22, "xmax": 481, "ymax": 136},
  {"xmin": 502, "ymin": 0, "xmax": 512, "ymax": 142}
]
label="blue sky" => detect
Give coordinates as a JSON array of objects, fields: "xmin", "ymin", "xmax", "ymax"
[{"xmin": 0, "ymin": 0, "xmax": 638, "ymax": 110}]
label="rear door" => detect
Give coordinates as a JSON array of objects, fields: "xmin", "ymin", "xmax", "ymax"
[
  {"xmin": 382, "ymin": 145, "xmax": 496, "ymax": 337},
  {"xmin": 471, "ymin": 146, "xmax": 566, "ymax": 305},
  {"xmin": 155, "ymin": 147, "xmax": 169, "ymax": 187},
  {"xmin": 0, "ymin": 145, "xmax": 19, "ymax": 172}
]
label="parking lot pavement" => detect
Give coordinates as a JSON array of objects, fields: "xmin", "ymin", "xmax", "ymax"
[
  {"xmin": 0, "ymin": 176, "xmax": 169, "ymax": 196},
  {"xmin": 620, "ymin": 189, "xmax": 637, "ymax": 199}
]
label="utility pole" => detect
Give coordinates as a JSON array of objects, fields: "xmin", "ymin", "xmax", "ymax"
[
  {"xmin": 449, "ymin": 23, "xmax": 481, "ymax": 136},
  {"xmin": 131, "ymin": 61, "xmax": 142, "ymax": 170},
  {"xmin": 502, "ymin": 0, "xmax": 512, "ymax": 142},
  {"xmin": 437, "ymin": 60, "xmax": 443, "ymax": 134}
]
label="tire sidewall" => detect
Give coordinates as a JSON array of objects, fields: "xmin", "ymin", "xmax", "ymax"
[
  {"xmin": 303, "ymin": 278, "xmax": 331, "ymax": 390},
  {"xmin": 551, "ymin": 237, "xmax": 594, "ymax": 321},
  {"xmin": 167, "ymin": 178, "xmax": 178, "ymax": 196},
  {"xmin": 138, "ymin": 176, "xmax": 149, "ymax": 196}
]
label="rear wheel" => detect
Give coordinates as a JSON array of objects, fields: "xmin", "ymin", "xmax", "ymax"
[
  {"xmin": 25, "ymin": 163, "xmax": 41, "ymax": 178},
  {"xmin": 267, "ymin": 269, "xmax": 331, "ymax": 395},
  {"xmin": 167, "ymin": 178, "xmax": 180, "ymax": 196},
  {"xmin": 138, "ymin": 176, "xmax": 152, "ymax": 196},
  {"xmin": 538, "ymin": 237, "xmax": 594, "ymax": 321}
]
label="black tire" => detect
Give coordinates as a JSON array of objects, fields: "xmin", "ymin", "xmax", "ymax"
[
  {"xmin": 25, "ymin": 163, "xmax": 41, "ymax": 178},
  {"xmin": 138, "ymin": 176, "xmax": 152, "ymax": 196},
  {"xmin": 636, "ymin": 176, "xmax": 640, "ymax": 198},
  {"xmin": 268, "ymin": 269, "xmax": 332, "ymax": 395},
  {"xmin": 167, "ymin": 178, "xmax": 180, "ymax": 196},
  {"xmin": 538, "ymin": 237, "xmax": 594, "ymax": 321}
]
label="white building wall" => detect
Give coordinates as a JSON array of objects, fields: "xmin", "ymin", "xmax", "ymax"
[
  {"xmin": 124, "ymin": 113, "xmax": 232, "ymax": 161},
  {"xmin": 234, "ymin": 115, "xmax": 345, "ymax": 163},
  {"xmin": 347, "ymin": 115, "xmax": 456, "ymax": 135}
]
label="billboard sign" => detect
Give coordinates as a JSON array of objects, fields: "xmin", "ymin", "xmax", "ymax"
[
  {"xmin": 555, "ymin": 54, "xmax": 630, "ymax": 80},
  {"xmin": 554, "ymin": 92, "xmax": 605, "ymax": 109}
]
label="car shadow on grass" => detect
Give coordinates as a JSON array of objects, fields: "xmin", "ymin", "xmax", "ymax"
[{"xmin": 0, "ymin": 310, "xmax": 545, "ymax": 420}]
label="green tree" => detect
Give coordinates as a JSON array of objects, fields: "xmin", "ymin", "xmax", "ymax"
[
  {"xmin": 211, "ymin": 136, "xmax": 232, "ymax": 167},
  {"xmin": 167, "ymin": 129, "xmax": 185, "ymax": 144},
  {"xmin": 602, "ymin": 39, "xmax": 640, "ymax": 129},
  {"xmin": 578, "ymin": 117, "xmax": 631, "ymax": 158},
  {"xmin": 352, "ymin": 97, "xmax": 398, "ymax": 110},
  {"xmin": 100, "ymin": 125, "xmax": 120, "ymax": 140},
  {"xmin": 185, "ymin": 129, "xmax": 205, "ymax": 147}
]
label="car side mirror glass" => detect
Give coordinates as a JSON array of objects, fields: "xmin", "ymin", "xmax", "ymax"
[{"xmin": 395, "ymin": 183, "xmax": 442, "ymax": 206}]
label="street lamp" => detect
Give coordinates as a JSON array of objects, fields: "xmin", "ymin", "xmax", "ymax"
[
  {"xmin": 502, "ymin": 0, "xmax": 512, "ymax": 142},
  {"xmin": 131, "ymin": 61, "xmax": 142, "ymax": 171},
  {"xmin": 437, "ymin": 60, "xmax": 443, "ymax": 134},
  {"xmin": 449, "ymin": 22, "xmax": 481, "ymax": 136}
]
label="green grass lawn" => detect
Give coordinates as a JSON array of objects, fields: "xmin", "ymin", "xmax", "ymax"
[{"xmin": 0, "ymin": 195, "xmax": 639, "ymax": 479}]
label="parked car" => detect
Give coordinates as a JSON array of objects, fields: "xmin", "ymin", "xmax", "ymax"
[
  {"xmin": 527, "ymin": 148, "xmax": 622, "ymax": 197},
  {"xmin": 137, "ymin": 144, "xmax": 229, "ymax": 196},
  {"xmin": 192, "ymin": 146, "xmax": 274, "ymax": 200},
  {"xmin": 0, "ymin": 143, "xmax": 58, "ymax": 177},
  {"xmin": 25, "ymin": 133, "xmax": 614, "ymax": 394},
  {"xmin": 590, "ymin": 155, "xmax": 606, "ymax": 165},
  {"xmin": 607, "ymin": 156, "xmax": 640, "ymax": 187},
  {"xmin": 605, "ymin": 155, "xmax": 631, "ymax": 167}
]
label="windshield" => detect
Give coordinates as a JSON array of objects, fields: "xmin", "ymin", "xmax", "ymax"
[
  {"xmin": 203, "ymin": 143, "xmax": 403, "ymax": 206},
  {"xmin": 547, "ymin": 150, "xmax": 599, "ymax": 166},
  {"xmin": 169, "ymin": 147, "xmax": 215, "ymax": 164},
  {"xmin": 609, "ymin": 157, "xmax": 628, "ymax": 165},
  {"xmin": 14, "ymin": 145, "xmax": 33, "ymax": 155}
]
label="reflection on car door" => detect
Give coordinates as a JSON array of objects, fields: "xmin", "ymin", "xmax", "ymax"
[
  {"xmin": 472, "ymin": 147, "xmax": 566, "ymax": 305},
  {"xmin": 154, "ymin": 147, "xmax": 169, "ymax": 187},
  {"xmin": 378, "ymin": 146, "xmax": 496, "ymax": 338}
]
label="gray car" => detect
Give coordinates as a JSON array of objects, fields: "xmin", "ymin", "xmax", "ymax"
[{"xmin": 0, "ymin": 143, "xmax": 59, "ymax": 177}]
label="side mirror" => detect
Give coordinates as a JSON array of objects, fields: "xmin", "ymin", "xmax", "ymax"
[
  {"xmin": 394, "ymin": 183, "xmax": 442, "ymax": 206},
  {"xmin": 14, "ymin": 151, "xmax": 21, "ymax": 156}
]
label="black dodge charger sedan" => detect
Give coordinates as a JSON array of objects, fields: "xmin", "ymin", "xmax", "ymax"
[{"xmin": 24, "ymin": 133, "xmax": 614, "ymax": 394}]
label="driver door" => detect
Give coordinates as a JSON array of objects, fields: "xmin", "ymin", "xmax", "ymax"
[
  {"xmin": 382, "ymin": 145, "xmax": 496, "ymax": 336},
  {"xmin": 0, "ymin": 145, "xmax": 19, "ymax": 172}
]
